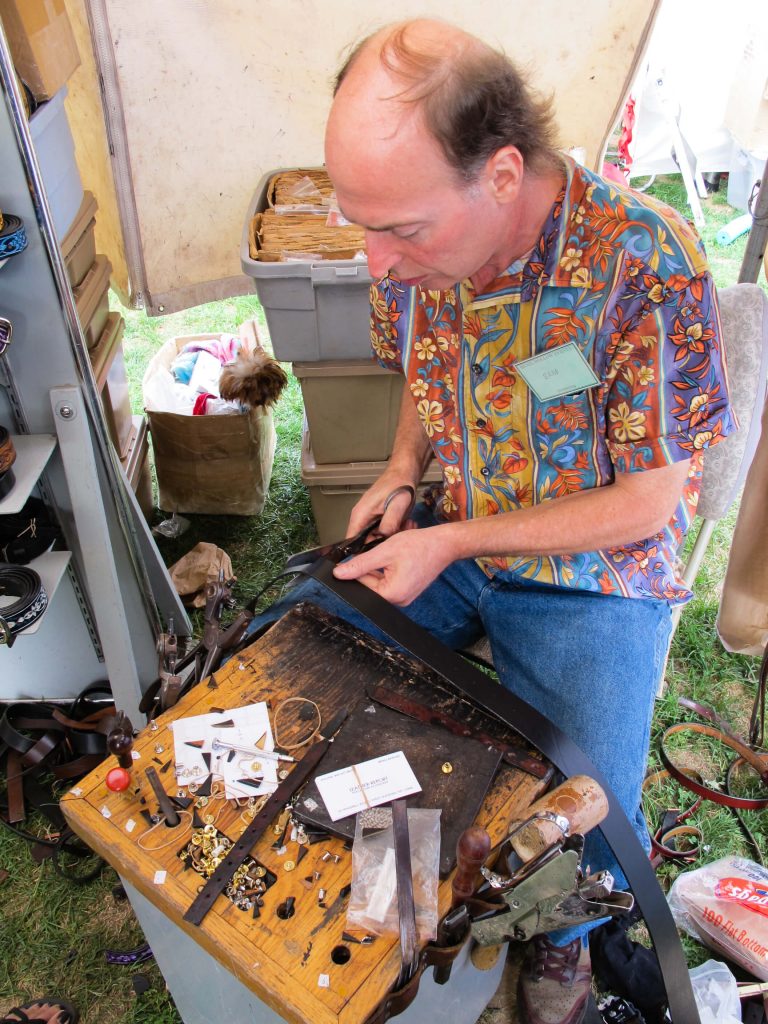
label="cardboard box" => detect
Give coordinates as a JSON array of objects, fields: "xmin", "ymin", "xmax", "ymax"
[
  {"xmin": 0, "ymin": 0, "xmax": 80, "ymax": 102},
  {"xmin": 143, "ymin": 333, "xmax": 276, "ymax": 516}
]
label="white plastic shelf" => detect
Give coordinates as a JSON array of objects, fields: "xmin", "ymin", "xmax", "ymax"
[{"xmin": 0, "ymin": 434, "xmax": 56, "ymax": 514}]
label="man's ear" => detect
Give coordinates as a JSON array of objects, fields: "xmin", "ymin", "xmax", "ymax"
[{"xmin": 485, "ymin": 146, "xmax": 524, "ymax": 204}]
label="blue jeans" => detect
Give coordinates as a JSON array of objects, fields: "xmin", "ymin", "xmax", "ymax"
[{"xmin": 247, "ymin": 506, "xmax": 672, "ymax": 944}]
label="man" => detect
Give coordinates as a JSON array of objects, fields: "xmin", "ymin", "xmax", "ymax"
[{"xmin": 259, "ymin": 18, "xmax": 735, "ymax": 1024}]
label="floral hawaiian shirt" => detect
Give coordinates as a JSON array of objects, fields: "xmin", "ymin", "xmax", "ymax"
[{"xmin": 369, "ymin": 157, "xmax": 737, "ymax": 604}]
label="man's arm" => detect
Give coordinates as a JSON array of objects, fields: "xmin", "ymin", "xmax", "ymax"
[
  {"xmin": 334, "ymin": 458, "xmax": 691, "ymax": 606},
  {"xmin": 346, "ymin": 387, "xmax": 433, "ymax": 536}
]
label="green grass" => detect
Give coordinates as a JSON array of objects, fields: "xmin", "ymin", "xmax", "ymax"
[{"xmin": 2, "ymin": 173, "xmax": 767, "ymax": 1020}]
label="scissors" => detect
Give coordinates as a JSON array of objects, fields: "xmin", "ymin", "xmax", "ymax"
[{"xmin": 284, "ymin": 484, "xmax": 416, "ymax": 573}]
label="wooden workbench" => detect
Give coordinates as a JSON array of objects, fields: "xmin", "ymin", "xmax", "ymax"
[{"xmin": 63, "ymin": 604, "xmax": 550, "ymax": 1024}]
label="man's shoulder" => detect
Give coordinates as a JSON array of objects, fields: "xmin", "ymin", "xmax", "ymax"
[{"xmin": 574, "ymin": 165, "xmax": 710, "ymax": 279}]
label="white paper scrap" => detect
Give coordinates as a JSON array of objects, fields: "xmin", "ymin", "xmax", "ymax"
[
  {"xmin": 318, "ymin": 974, "xmax": 330, "ymax": 989},
  {"xmin": 154, "ymin": 870, "xmax": 167, "ymax": 885},
  {"xmin": 315, "ymin": 751, "xmax": 421, "ymax": 821},
  {"xmin": 100, "ymin": 805, "xmax": 112, "ymax": 819},
  {"xmin": 125, "ymin": 818, "xmax": 136, "ymax": 834}
]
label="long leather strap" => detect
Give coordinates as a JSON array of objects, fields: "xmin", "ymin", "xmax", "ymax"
[{"xmin": 302, "ymin": 560, "xmax": 701, "ymax": 1024}]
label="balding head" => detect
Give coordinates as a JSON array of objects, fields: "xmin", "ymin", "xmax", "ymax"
[
  {"xmin": 329, "ymin": 19, "xmax": 559, "ymax": 182},
  {"xmin": 324, "ymin": 19, "xmax": 563, "ymax": 289}
]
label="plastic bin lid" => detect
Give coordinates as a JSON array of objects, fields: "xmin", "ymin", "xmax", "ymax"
[
  {"xmin": 90, "ymin": 311, "xmax": 125, "ymax": 387},
  {"xmin": 301, "ymin": 429, "xmax": 442, "ymax": 486},
  {"xmin": 74, "ymin": 253, "xmax": 112, "ymax": 325},
  {"xmin": 60, "ymin": 191, "xmax": 98, "ymax": 257},
  {"xmin": 291, "ymin": 358, "xmax": 390, "ymax": 378},
  {"xmin": 28, "ymin": 86, "xmax": 68, "ymax": 135}
]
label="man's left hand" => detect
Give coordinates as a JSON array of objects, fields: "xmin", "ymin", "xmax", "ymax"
[{"xmin": 332, "ymin": 525, "xmax": 451, "ymax": 606}]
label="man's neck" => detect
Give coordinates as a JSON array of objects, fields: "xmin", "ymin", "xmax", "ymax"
[{"xmin": 469, "ymin": 165, "xmax": 565, "ymax": 294}]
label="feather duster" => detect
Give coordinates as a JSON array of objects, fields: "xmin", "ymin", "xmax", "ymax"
[{"xmin": 219, "ymin": 346, "xmax": 288, "ymax": 409}]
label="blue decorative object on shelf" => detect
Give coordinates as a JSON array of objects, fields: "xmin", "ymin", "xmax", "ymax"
[{"xmin": 0, "ymin": 213, "xmax": 27, "ymax": 260}]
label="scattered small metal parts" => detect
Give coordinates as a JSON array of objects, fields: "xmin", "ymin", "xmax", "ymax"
[
  {"xmin": 341, "ymin": 931, "xmax": 374, "ymax": 945},
  {"xmin": 154, "ymin": 744, "xmax": 165, "ymax": 755},
  {"xmin": 441, "ymin": 762, "xmax": 453, "ymax": 774},
  {"xmin": 149, "ymin": 721, "xmax": 159, "ymax": 732},
  {"xmin": 317, "ymin": 888, "xmax": 327, "ymax": 908},
  {"xmin": 284, "ymin": 860, "xmax": 296, "ymax": 872},
  {"xmin": 313, "ymin": 870, "xmax": 322, "ymax": 881},
  {"xmin": 321, "ymin": 851, "xmax": 332, "ymax": 862}
]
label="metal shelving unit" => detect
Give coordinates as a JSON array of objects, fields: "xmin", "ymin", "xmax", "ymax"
[{"xmin": 0, "ymin": 26, "xmax": 189, "ymax": 723}]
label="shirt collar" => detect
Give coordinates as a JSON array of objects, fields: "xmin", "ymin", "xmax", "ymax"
[{"xmin": 461, "ymin": 156, "xmax": 596, "ymax": 310}]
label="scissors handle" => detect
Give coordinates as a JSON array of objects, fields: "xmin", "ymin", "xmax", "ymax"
[{"xmin": 382, "ymin": 483, "xmax": 416, "ymax": 516}]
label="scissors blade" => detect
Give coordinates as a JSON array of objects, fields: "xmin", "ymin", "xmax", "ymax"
[{"xmin": 284, "ymin": 517, "xmax": 383, "ymax": 572}]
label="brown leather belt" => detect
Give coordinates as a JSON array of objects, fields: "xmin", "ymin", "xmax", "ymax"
[{"xmin": 659, "ymin": 697, "xmax": 768, "ymax": 812}]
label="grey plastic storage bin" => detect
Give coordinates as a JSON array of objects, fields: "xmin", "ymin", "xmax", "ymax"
[
  {"xmin": 29, "ymin": 86, "xmax": 84, "ymax": 239},
  {"xmin": 301, "ymin": 427, "xmax": 442, "ymax": 545},
  {"xmin": 293, "ymin": 359, "xmax": 404, "ymax": 464},
  {"xmin": 240, "ymin": 168, "xmax": 372, "ymax": 361}
]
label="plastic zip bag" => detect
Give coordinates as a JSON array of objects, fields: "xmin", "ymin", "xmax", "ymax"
[{"xmin": 347, "ymin": 807, "xmax": 440, "ymax": 941}]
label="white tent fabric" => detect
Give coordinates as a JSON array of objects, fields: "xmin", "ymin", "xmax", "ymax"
[{"xmin": 81, "ymin": 0, "xmax": 659, "ymax": 314}]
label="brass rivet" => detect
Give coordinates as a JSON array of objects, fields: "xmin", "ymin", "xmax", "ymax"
[
  {"xmin": 284, "ymin": 860, "xmax": 296, "ymax": 872},
  {"xmin": 441, "ymin": 762, "xmax": 453, "ymax": 774}
]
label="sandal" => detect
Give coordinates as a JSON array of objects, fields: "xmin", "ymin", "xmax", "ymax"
[{"xmin": 1, "ymin": 999, "xmax": 79, "ymax": 1024}]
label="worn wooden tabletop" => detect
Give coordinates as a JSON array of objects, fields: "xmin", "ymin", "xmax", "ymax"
[{"xmin": 63, "ymin": 603, "xmax": 549, "ymax": 1024}]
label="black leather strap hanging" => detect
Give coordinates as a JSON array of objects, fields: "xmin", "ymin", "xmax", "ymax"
[{"xmin": 300, "ymin": 559, "xmax": 701, "ymax": 1024}]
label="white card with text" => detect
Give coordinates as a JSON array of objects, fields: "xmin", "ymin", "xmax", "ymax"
[{"xmin": 315, "ymin": 750, "xmax": 421, "ymax": 821}]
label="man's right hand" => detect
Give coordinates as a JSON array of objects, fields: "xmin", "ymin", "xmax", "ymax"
[{"xmin": 347, "ymin": 472, "xmax": 417, "ymax": 538}]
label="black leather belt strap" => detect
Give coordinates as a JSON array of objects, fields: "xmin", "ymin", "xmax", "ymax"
[
  {"xmin": 0, "ymin": 564, "xmax": 47, "ymax": 645},
  {"xmin": 302, "ymin": 560, "xmax": 701, "ymax": 1024},
  {"xmin": 392, "ymin": 798, "xmax": 418, "ymax": 989}
]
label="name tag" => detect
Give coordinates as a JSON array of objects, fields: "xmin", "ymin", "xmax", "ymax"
[{"xmin": 515, "ymin": 342, "xmax": 600, "ymax": 401}]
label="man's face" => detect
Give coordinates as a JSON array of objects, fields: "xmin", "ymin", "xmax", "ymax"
[{"xmin": 326, "ymin": 106, "xmax": 510, "ymax": 290}]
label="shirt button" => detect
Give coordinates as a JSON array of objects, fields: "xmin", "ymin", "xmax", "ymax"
[
  {"xmin": 476, "ymin": 418, "xmax": 486, "ymax": 428},
  {"xmin": 481, "ymin": 467, "xmax": 490, "ymax": 477},
  {"xmin": 472, "ymin": 363, "xmax": 483, "ymax": 376}
]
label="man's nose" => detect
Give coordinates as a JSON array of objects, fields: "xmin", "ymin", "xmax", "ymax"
[{"xmin": 364, "ymin": 230, "xmax": 400, "ymax": 279}]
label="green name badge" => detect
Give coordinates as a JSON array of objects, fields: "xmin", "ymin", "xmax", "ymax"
[{"xmin": 515, "ymin": 342, "xmax": 601, "ymax": 402}]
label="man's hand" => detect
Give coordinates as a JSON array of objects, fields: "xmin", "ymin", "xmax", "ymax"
[
  {"xmin": 333, "ymin": 525, "xmax": 452, "ymax": 606},
  {"xmin": 347, "ymin": 472, "xmax": 417, "ymax": 538}
]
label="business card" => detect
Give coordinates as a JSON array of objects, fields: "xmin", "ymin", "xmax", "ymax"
[{"xmin": 315, "ymin": 750, "xmax": 421, "ymax": 821}]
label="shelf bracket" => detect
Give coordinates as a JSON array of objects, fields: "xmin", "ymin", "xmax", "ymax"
[{"xmin": 50, "ymin": 385, "xmax": 144, "ymax": 723}]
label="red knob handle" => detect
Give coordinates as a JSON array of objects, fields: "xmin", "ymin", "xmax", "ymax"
[
  {"xmin": 106, "ymin": 766, "xmax": 132, "ymax": 793},
  {"xmin": 452, "ymin": 826, "xmax": 491, "ymax": 907}
]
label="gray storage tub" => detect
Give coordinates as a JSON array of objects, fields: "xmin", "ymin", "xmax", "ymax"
[{"xmin": 240, "ymin": 168, "xmax": 372, "ymax": 361}]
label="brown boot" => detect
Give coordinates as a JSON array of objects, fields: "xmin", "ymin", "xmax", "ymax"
[{"xmin": 517, "ymin": 935, "xmax": 591, "ymax": 1024}]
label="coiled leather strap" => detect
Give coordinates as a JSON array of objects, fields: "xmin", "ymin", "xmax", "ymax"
[{"xmin": 0, "ymin": 564, "xmax": 47, "ymax": 645}]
